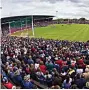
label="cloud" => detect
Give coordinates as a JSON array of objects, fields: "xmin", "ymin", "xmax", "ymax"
[
  {"xmin": 1, "ymin": 0, "xmax": 89, "ymax": 19},
  {"xmin": 42, "ymin": 0, "xmax": 79, "ymax": 3}
]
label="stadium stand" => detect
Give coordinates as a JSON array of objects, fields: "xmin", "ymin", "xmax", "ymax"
[
  {"xmin": 1, "ymin": 36, "xmax": 89, "ymax": 89},
  {"xmin": 1, "ymin": 15, "xmax": 53, "ymax": 36}
]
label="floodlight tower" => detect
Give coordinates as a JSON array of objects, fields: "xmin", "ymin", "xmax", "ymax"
[{"xmin": 56, "ymin": 11, "xmax": 58, "ymax": 24}]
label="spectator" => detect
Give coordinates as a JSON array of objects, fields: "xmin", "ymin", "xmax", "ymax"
[
  {"xmin": 39, "ymin": 61, "xmax": 46, "ymax": 74},
  {"xmin": 62, "ymin": 75, "xmax": 72, "ymax": 89},
  {"xmin": 44, "ymin": 71, "xmax": 52, "ymax": 87},
  {"xmin": 22, "ymin": 75, "xmax": 34, "ymax": 89},
  {"xmin": 46, "ymin": 60, "xmax": 54, "ymax": 72},
  {"xmin": 2, "ymin": 77, "xmax": 14, "ymax": 89},
  {"xmin": 75, "ymin": 74, "xmax": 86, "ymax": 89}
]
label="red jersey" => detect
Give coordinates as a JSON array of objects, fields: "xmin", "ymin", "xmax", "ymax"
[
  {"xmin": 39, "ymin": 65, "xmax": 46, "ymax": 74},
  {"xmin": 78, "ymin": 59, "xmax": 84, "ymax": 65},
  {"xmin": 3, "ymin": 82, "xmax": 13, "ymax": 89},
  {"xmin": 55, "ymin": 60, "xmax": 63, "ymax": 67}
]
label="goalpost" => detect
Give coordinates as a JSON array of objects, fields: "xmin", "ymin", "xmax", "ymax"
[
  {"xmin": 8, "ymin": 16, "xmax": 35, "ymax": 38},
  {"xmin": 28, "ymin": 15, "xmax": 35, "ymax": 38},
  {"xmin": 32, "ymin": 15, "xmax": 35, "ymax": 36}
]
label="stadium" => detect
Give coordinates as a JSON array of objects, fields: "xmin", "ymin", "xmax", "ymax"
[
  {"xmin": 1, "ymin": 14, "xmax": 89, "ymax": 89},
  {"xmin": 1, "ymin": 15, "xmax": 89, "ymax": 41},
  {"xmin": 1, "ymin": 1, "xmax": 89, "ymax": 89}
]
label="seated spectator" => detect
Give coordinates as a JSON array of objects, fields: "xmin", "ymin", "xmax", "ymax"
[
  {"xmin": 39, "ymin": 61, "xmax": 46, "ymax": 74},
  {"xmin": 62, "ymin": 75, "xmax": 72, "ymax": 89},
  {"xmin": 55, "ymin": 58, "xmax": 63, "ymax": 70},
  {"xmin": 30, "ymin": 64, "xmax": 35, "ymax": 72},
  {"xmin": 83, "ymin": 67, "xmax": 89, "ymax": 81},
  {"xmin": 25, "ymin": 64, "xmax": 30, "ymax": 74},
  {"xmin": 53, "ymin": 62, "xmax": 60, "ymax": 72},
  {"xmin": 76, "ymin": 65, "xmax": 83, "ymax": 74},
  {"xmin": 75, "ymin": 74, "xmax": 86, "ymax": 89},
  {"xmin": 28, "ymin": 57, "xmax": 34, "ymax": 65},
  {"xmin": 2, "ymin": 77, "xmax": 14, "ymax": 89},
  {"xmin": 14, "ymin": 69, "xmax": 23, "ymax": 85},
  {"xmin": 36, "ymin": 68, "xmax": 45, "ymax": 84},
  {"xmin": 35, "ymin": 61, "xmax": 39, "ymax": 70},
  {"xmin": 45, "ymin": 60, "xmax": 54, "ymax": 72},
  {"xmin": 68, "ymin": 67, "xmax": 75, "ymax": 78},
  {"xmin": 44, "ymin": 71, "xmax": 52, "ymax": 87},
  {"xmin": 22, "ymin": 75, "xmax": 34, "ymax": 89},
  {"xmin": 66, "ymin": 58, "xmax": 71, "ymax": 66},
  {"xmin": 61, "ymin": 69, "xmax": 67, "ymax": 76},
  {"xmin": 71, "ymin": 58, "xmax": 76, "ymax": 65},
  {"xmin": 53, "ymin": 73, "xmax": 62, "ymax": 87}
]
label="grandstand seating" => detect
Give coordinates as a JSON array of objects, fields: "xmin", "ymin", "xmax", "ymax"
[{"xmin": 1, "ymin": 36, "xmax": 89, "ymax": 89}]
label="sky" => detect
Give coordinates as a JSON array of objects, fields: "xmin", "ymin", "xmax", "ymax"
[{"xmin": 1, "ymin": 0, "xmax": 89, "ymax": 19}]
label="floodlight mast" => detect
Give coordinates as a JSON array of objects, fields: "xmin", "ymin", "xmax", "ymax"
[{"xmin": 56, "ymin": 11, "xmax": 58, "ymax": 24}]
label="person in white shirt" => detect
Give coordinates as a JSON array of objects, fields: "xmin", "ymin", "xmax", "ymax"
[
  {"xmin": 35, "ymin": 62, "xmax": 39, "ymax": 70},
  {"xmin": 76, "ymin": 68, "xmax": 83, "ymax": 74}
]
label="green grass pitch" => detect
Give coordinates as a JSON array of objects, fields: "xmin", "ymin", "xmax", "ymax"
[{"xmin": 11, "ymin": 24, "xmax": 89, "ymax": 42}]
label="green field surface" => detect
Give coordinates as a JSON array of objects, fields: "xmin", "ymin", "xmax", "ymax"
[{"xmin": 11, "ymin": 24, "xmax": 89, "ymax": 42}]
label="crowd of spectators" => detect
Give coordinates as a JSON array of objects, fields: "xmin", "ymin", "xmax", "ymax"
[
  {"xmin": 1, "ymin": 36, "xmax": 89, "ymax": 89},
  {"xmin": 1, "ymin": 24, "xmax": 9, "ymax": 36}
]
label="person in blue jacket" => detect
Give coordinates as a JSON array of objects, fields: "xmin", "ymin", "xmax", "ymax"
[{"xmin": 22, "ymin": 75, "xmax": 34, "ymax": 89}]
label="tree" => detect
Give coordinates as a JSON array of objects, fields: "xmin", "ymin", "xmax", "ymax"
[
  {"xmin": 79, "ymin": 18, "xmax": 86, "ymax": 21},
  {"xmin": 79, "ymin": 18, "xmax": 86, "ymax": 24}
]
